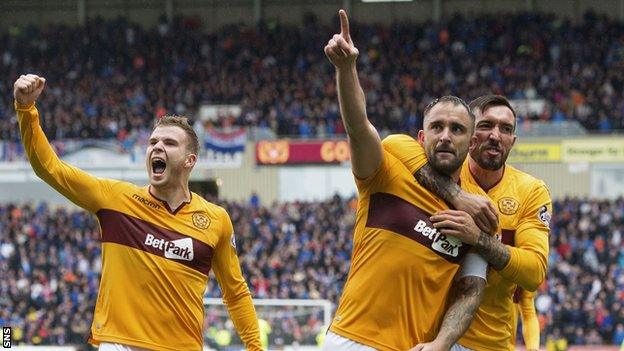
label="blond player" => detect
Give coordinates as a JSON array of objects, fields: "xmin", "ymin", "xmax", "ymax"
[
  {"xmin": 323, "ymin": 10, "xmax": 498, "ymax": 351},
  {"xmin": 13, "ymin": 74, "xmax": 262, "ymax": 351},
  {"xmin": 384, "ymin": 95, "xmax": 551, "ymax": 351}
]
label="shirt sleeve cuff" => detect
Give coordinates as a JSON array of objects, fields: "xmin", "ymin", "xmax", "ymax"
[{"xmin": 14, "ymin": 101, "xmax": 36, "ymax": 111}]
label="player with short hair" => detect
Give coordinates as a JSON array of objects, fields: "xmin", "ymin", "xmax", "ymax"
[
  {"xmin": 13, "ymin": 74, "xmax": 262, "ymax": 351},
  {"xmin": 323, "ymin": 10, "xmax": 497, "ymax": 351},
  {"xmin": 384, "ymin": 94, "xmax": 551, "ymax": 351}
]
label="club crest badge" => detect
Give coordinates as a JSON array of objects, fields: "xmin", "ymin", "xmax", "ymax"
[
  {"xmin": 498, "ymin": 197, "xmax": 520, "ymax": 215},
  {"xmin": 192, "ymin": 212, "xmax": 211, "ymax": 229}
]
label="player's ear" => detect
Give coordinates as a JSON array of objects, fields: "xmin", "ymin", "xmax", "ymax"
[
  {"xmin": 185, "ymin": 153, "xmax": 197, "ymax": 169},
  {"xmin": 469, "ymin": 135, "xmax": 478, "ymax": 152},
  {"xmin": 417, "ymin": 130, "xmax": 425, "ymax": 145}
]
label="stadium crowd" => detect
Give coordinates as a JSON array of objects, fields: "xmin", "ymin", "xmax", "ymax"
[
  {"xmin": 2, "ymin": 11, "xmax": 624, "ymax": 141},
  {"xmin": 1, "ymin": 195, "xmax": 623, "ymax": 347}
]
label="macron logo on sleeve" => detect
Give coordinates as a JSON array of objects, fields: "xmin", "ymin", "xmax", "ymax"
[{"xmin": 145, "ymin": 233, "xmax": 194, "ymax": 261}]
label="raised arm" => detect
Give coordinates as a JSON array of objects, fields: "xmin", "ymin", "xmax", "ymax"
[
  {"xmin": 324, "ymin": 10, "xmax": 382, "ymax": 179},
  {"xmin": 14, "ymin": 74, "xmax": 112, "ymax": 213},
  {"xmin": 382, "ymin": 134, "xmax": 498, "ymax": 234}
]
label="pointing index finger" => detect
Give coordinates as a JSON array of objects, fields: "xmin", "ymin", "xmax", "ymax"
[{"xmin": 339, "ymin": 9, "xmax": 350, "ymax": 41}]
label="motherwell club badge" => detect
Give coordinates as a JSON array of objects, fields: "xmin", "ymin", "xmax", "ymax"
[
  {"xmin": 192, "ymin": 212, "xmax": 211, "ymax": 229},
  {"xmin": 498, "ymin": 197, "xmax": 520, "ymax": 215}
]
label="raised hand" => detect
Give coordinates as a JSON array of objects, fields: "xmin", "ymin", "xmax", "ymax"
[
  {"xmin": 324, "ymin": 9, "xmax": 359, "ymax": 69},
  {"xmin": 14, "ymin": 74, "xmax": 46, "ymax": 106}
]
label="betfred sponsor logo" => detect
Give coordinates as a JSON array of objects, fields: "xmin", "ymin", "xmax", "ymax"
[
  {"xmin": 413, "ymin": 220, "xmax": 462, "ymax": 257},
  {"xmin": 145, "ymin": 233, "xmax": 194, "ymax": 261}
]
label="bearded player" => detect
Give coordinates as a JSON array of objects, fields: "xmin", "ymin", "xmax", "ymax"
[
  {"xmin": 323, "ymin": 10, "xmax": 500, "ymax": 351},
  {"xmin": 384, "ymin": 95, "xmax": 551, "ymax": 351}
]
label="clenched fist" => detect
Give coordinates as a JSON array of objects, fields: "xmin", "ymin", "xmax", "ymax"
[
  {"xmin": 14, "ymin": 74, "xmax": 46, "ymax": 106},
  {"xmin": 324, "ymin": 10, "xmax": 359, "ymax": 69}
]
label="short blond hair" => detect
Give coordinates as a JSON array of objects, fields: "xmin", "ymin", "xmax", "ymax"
[{"xmin": 154, "ymin": 116, "xmax": 200, "ymax": 155}]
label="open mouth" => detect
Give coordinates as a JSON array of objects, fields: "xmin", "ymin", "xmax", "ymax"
[{"xmin": 151, "ymin": 158, "xmax": 167, "ymax": 175}]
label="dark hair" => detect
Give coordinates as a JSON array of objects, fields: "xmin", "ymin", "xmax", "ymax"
[
  {"xmin": 154, "ymin": 115, "xmax": 200, "ymax": 155},
  {"xmin": 423, "ymin": 95, "xmax": 475, "ymax": 122},
  {"xmin": 469, "ymin": 95, "xmax": 517, "ymax": 130}
]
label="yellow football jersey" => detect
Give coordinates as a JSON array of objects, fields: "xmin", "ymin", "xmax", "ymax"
[
  {"xmin": 330, "ymin": 149, "xmax": 490, "ymax": 350},
  {"xmin": 382, "ymin": 134, "xmax": 551, "ymax": 351},
  {"xmin": 17, "ymin": 103, "xmax": 262, "ymax": 351}
]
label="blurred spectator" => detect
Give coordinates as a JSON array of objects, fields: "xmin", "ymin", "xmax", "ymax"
[
  {"xmin": 2, "ymin": 195, "xmax": 624, "ymax": 346},
  {"xmin": 540, "ymin": 197, "xmax": 624, "ymax": 346},
  {"xmin": 4, "ymin": 12, "xmax": 624, "ymax": 142},
  {"xmin": 249, "ymin": 191, "xmax": 260, "ymax": 210}
]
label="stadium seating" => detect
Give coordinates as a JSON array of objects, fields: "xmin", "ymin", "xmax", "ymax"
[
  {"xmin": 2, "ymin": 12, "xmax": 624, "ymax": 140},
  {"xmin": 1, "ymin": 196, "xmax": 622, "ymax": 346}
]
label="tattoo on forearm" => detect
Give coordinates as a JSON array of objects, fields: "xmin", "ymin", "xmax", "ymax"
[
  {"xmin": 437, "ymin": 276, "xmax": 485, "ymax": 347},
  {"xmin": 475, "ymin": 232, "xmax": 511, "ymax": 270},
  {"xmin": 414, "ymin": 164, "xmax": 461, "ymax": 203}
]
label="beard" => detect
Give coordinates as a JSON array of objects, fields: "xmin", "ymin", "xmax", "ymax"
[
  {"xmin": 471, "ymin": 143, "xmax": 509, "ymax": 171},
  {"xmin": 427, "ymin": 147, "xmax": 468, "ymax": 176}
]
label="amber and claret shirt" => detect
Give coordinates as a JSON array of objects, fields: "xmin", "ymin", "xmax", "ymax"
[
  {"xmin": 16, "ymin": 102, "xmax": 262, "ymax": 351},
  {"xmin": 330, "ymin": 147, "xmax": 490, "ymax": 351},
  {"xmin": 383, "ymin": 134, "xmax": 551, "ymax": 351}
]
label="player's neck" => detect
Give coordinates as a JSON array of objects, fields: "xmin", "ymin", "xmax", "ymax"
[
  {"xmin": 468, "ymin": 157, "xmax": 504, "ymax": 192},
  {"xmin": 150, "ymin": 183, "xmax": 191, "ymax": 211}
]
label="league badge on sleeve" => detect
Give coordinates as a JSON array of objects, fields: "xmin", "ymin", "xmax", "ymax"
[
  {"xmin": 230, "ymin": 234, "xmax": 237, "ymax": 250},
  {"xmin": 537, "ymin": 205, "xmax": 551, "ymax": 228}
]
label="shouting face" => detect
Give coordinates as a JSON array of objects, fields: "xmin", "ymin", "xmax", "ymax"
[{"xmin": 145, "ymin": 125, "xmax": 196, "ymax": 188}]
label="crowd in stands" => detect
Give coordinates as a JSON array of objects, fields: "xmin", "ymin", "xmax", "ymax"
[
  {"xmin": 543, "ymin": 197, "xmax": 624, "ymax": 346},
  {"xmin": 1, "ymin": 195, "xmax": 623, "ymax": 348},
  {"xmin": 3, "ymin": 10, "xmax": 624, "ymax": 141}
]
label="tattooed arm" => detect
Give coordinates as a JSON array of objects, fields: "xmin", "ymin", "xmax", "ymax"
[
  {"xmin": 410, "ymin": 276, "xmax": 486, "ymax": 351},
  {"xmin": 437, "ymin": 276, "xmax": 486, "ymax": 349},
  {"xmin": 415, "ymin": 165, "xmax": 498, "ymax": 234},
  {"xmin": 431, "ymin": 210, "xmax": 511, "ymax": 271},
  {"xmin": 475, "ymin": 232, "xmax": 511, "ymax": 271},
  {"xmin": 414, "ymin": 164, "xmax": 461, "ymax": 203},
  {"xmin": 381, "ymin": 135, "xmax": 498, "ymax": 234}
]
